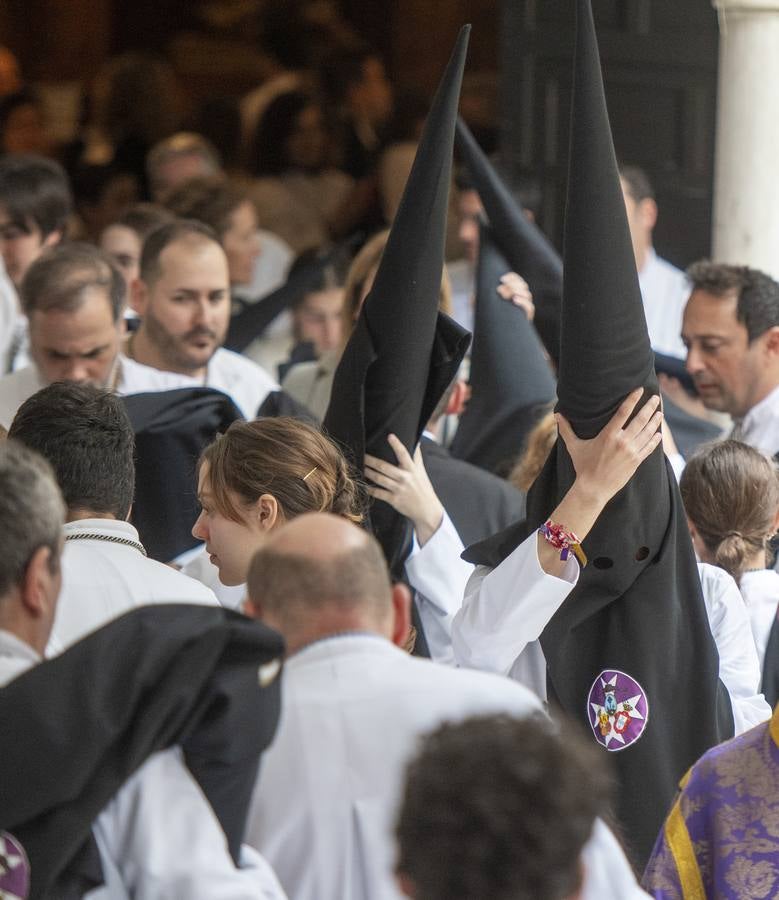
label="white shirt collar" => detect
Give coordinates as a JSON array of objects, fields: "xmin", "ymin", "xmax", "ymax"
[
  {"xmin": 737, "ymin": 383, "xmax": 779, "ymax": 455},
  {"xmin": 286, "ymin": 632, "xmax": 396, "ymax": 668},
  {"xmin": 63, "ymin": 518, "xmax": 141, "ymax": 541},
  {"xmin": 0, "ymin": 629, "xmax": 41, "ymax": 665}
]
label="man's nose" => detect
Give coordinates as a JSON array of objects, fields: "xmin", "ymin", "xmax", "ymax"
[{"xmin": 685, "ymin": 345, "xmax": 703, "ymax": 375}]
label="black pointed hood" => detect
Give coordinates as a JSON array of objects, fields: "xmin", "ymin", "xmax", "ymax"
[
  {"xmin": 324, "ymin": 24, "xmax": 471, "ymax": 459},
  {"xmin": 323, "ymin": 27, "xmax": 471, "ymax": 583},
  {"xmin": 358, "ymin": 24, "xmax": 471, "ymax": 440},
  {"xmin": 450, "ymin": 223, "xmax": 556, "ymax": 475},
  {"xmin": 556, "ymin": 0, "xmax": 656, "ymax": 439},
  {"xmin": 455, "ymin": 117, "xmax": 563, "ymax": 365},
  {"xmin": 465, "ymin": 0, "xmax": 733, "ymax": 866}
]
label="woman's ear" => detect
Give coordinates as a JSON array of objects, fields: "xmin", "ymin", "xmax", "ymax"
[{"xmin": 256, "ymin": 493, "xmax": 282, "ymax": 532}]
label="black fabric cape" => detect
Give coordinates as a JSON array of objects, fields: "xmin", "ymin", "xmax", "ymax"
[
  {"xmin": 454, "ymin": 116, "xmax": 563, "ymax": 367},
  {"xmin": 0, "ymin": 604, "xmax": 284, "ymax": 899},
  {"xmin": 450, "ymin": 225, "xmax": 556, "ymax": 475},
  {"xmin": 323, "ymin": 26, "xmax": 472, "ymax": 580},
  {"xmin": 464, "ymin": 0, "xmax": 733, "ymax": 866},
  {"xmin": 123, "ymin": 387, "xmax": 244, "ymax": 562}
]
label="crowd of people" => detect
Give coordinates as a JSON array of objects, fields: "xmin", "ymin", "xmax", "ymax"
[{"xmin": 1, "ymin": 2, "xmax": 779, "ymax": 898}]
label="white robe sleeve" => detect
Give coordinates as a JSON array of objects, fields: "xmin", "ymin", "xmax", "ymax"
[
  {"xmin": 452, "ymin": 532, "xmax": 579, "ymax": 677},
  {"xmin": 698, "ymin": 563, "xmax": 772, "ymax": 734},
  {"xmin": 92, "ymin": 747, "xmax": 288, "ymax": 899},
  {"xmin": 404, "ymin": 511, "xmax": 472, "ymax": 665}
]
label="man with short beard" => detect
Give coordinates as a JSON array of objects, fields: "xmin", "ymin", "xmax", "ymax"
[
  {"xmin": 0, "ymin": 242, "xmax": 196, "ymax": 428},
  {"xmin": 128, "ymin": 219, "xmax": 278, "ymax": 418}
]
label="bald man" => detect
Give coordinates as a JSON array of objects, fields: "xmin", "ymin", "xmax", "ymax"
[{"xmin": 243, "ymin": 513, "xmax": 649, "ymax": 900}]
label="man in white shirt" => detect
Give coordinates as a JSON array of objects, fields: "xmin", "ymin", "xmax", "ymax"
[
  {"xmin": 128, "ymin": 220, "xmax": 278, "ymax": 418},
  {"xmin": 682, "ymin": 260, "xmax": 779, "ymax": 455},
  {"xmin": 0, "ymin": 439, "xmax": 286, "ymax": 899},
  {"xmin": 0, "ymin": 243, "xmax": 199, "ymax": 428},
  {"xmin": 620, "ymin": 166, "xmax": 689, "ymax": 360},
  {"xmin": 8, "ymin": 380, "xmax": 218, "ymax": 653},
  {"xmin": 243, "ymin": 512, "xmax": 649, "ymax": 900}
]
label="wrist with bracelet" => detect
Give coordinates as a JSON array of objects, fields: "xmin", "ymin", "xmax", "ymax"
[{"xmin": 538, "ymin": 519, "xmax": 588, "ymax": 568}]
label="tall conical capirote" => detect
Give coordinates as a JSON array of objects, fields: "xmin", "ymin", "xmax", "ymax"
[
  {"xmin": 465, "ymin": 0, "xmax": 734, "ymax": 867},
  {"xmin": 324, "ymin": 26, "xmax": 472, "ymax": 582},
  {"xmin": 555, "ymin": 0, "xmax": 656, "ymax": 438},
  {"xmin": 455, "ymin": 116, "xmax": 563, "ymax": 365}
]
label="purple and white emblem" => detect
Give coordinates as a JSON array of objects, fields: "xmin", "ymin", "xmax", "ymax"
[
  {"xmin": 587, "ymin": 670, "xmax": 649, "ymax": 751},
  {"xmin": 0, "ymin": 831, "xmax": 30, "ymax": 899}
]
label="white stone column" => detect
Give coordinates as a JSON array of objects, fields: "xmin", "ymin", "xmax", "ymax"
[{"xmin": 712, "ymin": 0, "xmax": 779, "ymax": 278}]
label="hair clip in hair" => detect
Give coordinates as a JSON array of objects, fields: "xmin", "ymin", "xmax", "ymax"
[{"xmin": 303, "ymin": 466, "xmax": 319, "ymax": 482}]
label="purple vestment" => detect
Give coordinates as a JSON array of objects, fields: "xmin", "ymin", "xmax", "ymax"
[{"xmin": 643, "ymin": 708, "xmax": 779, "ymax": 898}]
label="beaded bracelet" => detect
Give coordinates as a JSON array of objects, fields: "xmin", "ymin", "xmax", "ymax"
[{"xmin": 538, "ymin": 519, "xmax": 588, "ymax": 568}]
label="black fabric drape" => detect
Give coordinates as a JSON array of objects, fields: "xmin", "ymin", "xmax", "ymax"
[
  {"xmin": 123, "ymin": 387, "xmax": 243, "ymax": 562},
  {"xmin": 0, "ymin": 605, "xmax": 284, "ymax": 899}
]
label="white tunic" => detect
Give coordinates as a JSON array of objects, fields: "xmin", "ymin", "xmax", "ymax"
[
  {"xmin": 452, "ymin": 534, "xmax": 770, "ymax": 733},
  {"xmin": 733, "ymin": 382, "xmax": 779, "ymax": 457},
  {"xmin": 0, "ymin": 630, "xmax": 288, "ymax": 900},
  {"xmin": 638, "ymin": 248, "xmax": 689, "ymax": 360},
  {"xmin": 739, "ymin": 568, "xmax": 779, "ymax": 672},
  {"xmin": 245, "ymin": 633, "xmax": 648, "ymax": 900},
  {"xmin": 48, "ymin": 519, "xmax": 219, "ymax": 656}
]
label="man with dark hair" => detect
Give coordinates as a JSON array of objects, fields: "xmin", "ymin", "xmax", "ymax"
[
  {"xmin": 0, "ymin": 154, "xmax": 72, "ymax": 287},
  {"xmin": 396, "ymin": 714, "xmax": 613, "ymax": 900},
  {"xmin": 9, "ymin": 381, "xmax": 216, "ymax": 652},
  {"xmin": 128, "ymin": 219, "xmax": 278, "ymax": 417},
  {"xmin": 619, "ymin": 165, "xmax": 689, "ymax": 359},
  {"xmin": 242, "ymin": 512, "xmax": 646, "ymax": 900},
  {"xmin": 683, "ymin": 260, "xmax": 779, "ymax": 454},
  {"xmin": 0, "ymin": 242, "xmax": 197, "ymax": 427}
]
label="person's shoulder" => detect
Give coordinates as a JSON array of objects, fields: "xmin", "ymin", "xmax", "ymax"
[
  {"xmin": 653, "ymin": 253, "xmax": 689, "ymax": 287},
  {"xmin": 119, "ymin": 355, "xmax": 199, "ymax": 394},
  {"xmin": 0, "ymin": 365, "xmax": 43, "ymax": 427},
  {"xmin": 402, "ymin": 653, "xmax": 543, "ymax": 716},
  {"xmin": 211, "ymin": 348, "xmax": 278, "ymax": 386},
  {"xmin": 281, "ymin": 358, "xmax": 323, "ymax": 390},
  {"xmin": 135, "ymin": 556, "xmax": 219, "ymax": 604},
  {"xmin": 688, "ymin": 714, "xmax": 772, "ymax": 785},
  {"xmin": 0, "ymin": 364, "xmax": 39, "ymax": 391}
]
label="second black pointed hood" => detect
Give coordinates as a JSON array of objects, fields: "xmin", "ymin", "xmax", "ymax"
[
  {"xmin": 455, "ymin": 117, "xmax": 563, "ymax": 365},
  {"xmin": 450, "ymin": 223, "xmax": 556, "ymax": 475}
]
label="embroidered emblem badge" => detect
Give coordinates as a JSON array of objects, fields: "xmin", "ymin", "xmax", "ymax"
[
  {"xmin": 0, "ymin": 831, "xmax": 30, "ymax": 900},
  {"xmin": 587, "ymin": 670, "xmax": 648, "ymax": 751}
]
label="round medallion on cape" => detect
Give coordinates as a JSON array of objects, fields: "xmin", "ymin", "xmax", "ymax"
[
  {"xmin": 0, "ymin": 831, "xmax": 30, "ymax": 900},
  {"xmin": 587, "ymin": 669, "xmax": 649, "ymax": 751}
]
